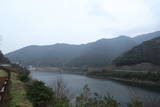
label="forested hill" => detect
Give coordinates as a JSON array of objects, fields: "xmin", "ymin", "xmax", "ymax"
[
  {"xmin": 114, "ymin": 37, "xmax": 160, "ymax": 66},
  {"xmin": 0, "ymin": 51, "xmax": 9, "ymax": 64},
  {"xmin": 6, "ymin": 44, "xmax": 86, "ymax": 66},
  {"xmin": 6, "ymin": 31, "xmax": 160, "ymax": 67},
  {"xmin": 67, "ymin": 36, "xmax": 136, "ymax": 67}
]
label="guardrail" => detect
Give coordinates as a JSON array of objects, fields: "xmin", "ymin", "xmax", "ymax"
[
  {"xmin": 0, "ymin": 67, "xmax": 10, "ymax": 106},
  {"xmin": 0, "ymin": 77, "xmax": 9, "ymax": 102}
]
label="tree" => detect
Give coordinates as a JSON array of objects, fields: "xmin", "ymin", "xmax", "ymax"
[
  {"xmin": 26, "ymin": 81, "xmax": 54, "ymax": 107},
  {"xmin": 51, "ymin": 76, "xmax": 70, "ymax": 107},
  {"xmin": 18, "ymin": 70, "xmax": 30, "ymax": 82}
]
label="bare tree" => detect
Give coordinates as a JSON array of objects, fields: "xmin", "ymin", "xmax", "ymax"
[{"xmin": 52, "ymin": 75, "xmax": 74, "ymax": 100}]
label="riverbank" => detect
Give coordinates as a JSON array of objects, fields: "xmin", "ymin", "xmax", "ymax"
[
  {"xmin": 87, "ymin": 70, "xmax": 160, "ymax": 87},
  {"xmin": 34, "ymin": 66, "xmax": 87, "ymax": 75},
  {"xmin": 34, "ymin": 66, "xmax": 160, "ymax": 87},
  {"xmin": 89, "ymin": 74, "xmax": 160, "ymax": 86}
]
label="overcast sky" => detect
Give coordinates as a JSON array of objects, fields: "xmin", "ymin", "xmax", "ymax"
[{"xmin": 0, "ymin": 0, "xmax": 160, "ymax": 53}]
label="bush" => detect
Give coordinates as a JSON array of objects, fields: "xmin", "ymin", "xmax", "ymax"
[
  {"xmin": 76, "ymin": 85, "xmax": 119, "ymax": 107},
  {"xmin": 26, "ymin": 81, "xmax": 54, "ymax": 107},
  {"xmin": 51, "ymin": 77, "xmax": 70, "ymax": 107},
  {"xmin": 128, "ymin": 97, "xmax": 143, "ymax": 107},
  {"xmin": 51, "ymin": 97, "xmax": 70, "ymax": 107},
  {"xmin": 18, "ymin": 71, "xmax": 30, "ymax": 82}
]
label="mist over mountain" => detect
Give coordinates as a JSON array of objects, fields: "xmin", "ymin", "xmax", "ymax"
[
  {"xmin": 114, "ymin": 36, "xmax": 160, "ymax": 66},
  {"xmin": 6, "ymin": 31, "xmax": 160, "ymax": 67}
]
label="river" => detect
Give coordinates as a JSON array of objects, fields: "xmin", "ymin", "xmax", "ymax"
[{"xmin": 30, "ymin": 70, "xmax": 160, "ymax": 106}]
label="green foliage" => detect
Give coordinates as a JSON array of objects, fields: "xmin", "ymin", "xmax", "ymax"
[
  {"xmin": 26, "ymin": 81, "xmax": 53, "ymax": 107},
  {"xmin": 11, "ymin": 64, "xmax": 31, "ymax": 82},
  {"xmin": 51, "ymin": 97, "xmax": 70, "ymax": 107},
  {"xmin": 18, "ymin": 71, "xmax": 30, "ymax": 82},
  {"xmin": 128, "ymin": 97, "xmax": 143, "ymax": 107},
  {"xmin": 114, "ymin": 37, "xmax": 160, "ymax": 66},
  {"xmin": 76, "ymin": 85, "xmax": 119, "ymax": 107},
  {"xmin": 88, "ymin": 70, "xmax": 160, "ymax": 82},
  {"xmin": 25, "ymin": 81, "xmax": 145, "ymax": 107},
  {"xmin": 0, "ymin": 51, "xmax": 10, "ymax": 64},
  {"xmin": 10, "ymin": 72, "xmax": 33, "ymax": 107},
  {"xmin": 0, "ymin": 69, "xmax": 7, "ymax": 77}
]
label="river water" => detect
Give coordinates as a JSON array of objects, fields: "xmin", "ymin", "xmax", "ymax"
[{"xmin": 30, "ymin": 70, "xmax": 160, "ymax": 106}]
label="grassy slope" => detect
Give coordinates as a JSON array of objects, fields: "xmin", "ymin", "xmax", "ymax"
[
  {"xmin": 0, "ymin": 69, "xmax": 7, "ymax": 77},
  {"xmin": 10, "ymin": 72, "xmax": 32, "ymax": 107}
]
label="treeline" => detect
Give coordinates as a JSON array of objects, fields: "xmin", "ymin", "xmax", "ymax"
[
  {"xmin": 87, "ymin": 70, "xmax": 160, "ymax": 82},
  {"xmin": 114, "ymin": 37, "xmax": 160, "ymax": 66}
]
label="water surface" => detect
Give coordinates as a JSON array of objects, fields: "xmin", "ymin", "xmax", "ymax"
[{"xmin": 30, "ymin": 70, "xmax": 160, "ymax": 106}]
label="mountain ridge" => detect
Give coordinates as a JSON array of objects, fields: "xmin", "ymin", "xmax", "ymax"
[{"xmin": 6, "ymin": 31, "xmax": 160, "ymax": 67}]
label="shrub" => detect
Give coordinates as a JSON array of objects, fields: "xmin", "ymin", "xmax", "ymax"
[
  {"xmin": 26, "ymin": 81, "xmax": 53, "ymax": 107},
  {"xmin": 50, "ymin": 77, "xmax": 71, "ymax": 107},
  {"xmin": 51, "ymin": 97, "xmax": 70, "ymax": 107},
  {"xmin": 128, "ymin": 97, "xmax": 143, "ymax": 107},
  {"xmin": 18, "ymin": 71, "xmax": 30, "ymax": 82},
  {"xmin": 76, "ymin": 85, "xmax": 119, "ymax": 107}
]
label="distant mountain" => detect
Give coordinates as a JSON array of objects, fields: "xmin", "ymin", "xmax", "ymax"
[
  {"xmin": 0, "ymin": 51, "xmax": 9, "ymax": 64},
  {"xmin": 114, "ymin": 37, "xmax": 160, "ymax": 66},
  {"xmin": 6, "ymin": 44, "xmax": 86, "ymax": 66},
  {"xmin": 133, "ymin": 31, "xmax": 160, "ymax": 44},
  {"xmin": 6, "ymin": 31, "xmax": 160, "ymax": 67},
  {"xmin": 6, "ymin": 36, "xmax": 136, "ymax": 67},
  {"xmin": 67, "ymin": 36, "xmax": 136, "ymax": 67}
]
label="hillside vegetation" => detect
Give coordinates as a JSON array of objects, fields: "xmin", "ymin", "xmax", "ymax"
[
  {"xmin": 0, "ymin": 69, "xmax": 7, "ymax": 77},
  {"xmin": 0, "ymin": 51, "xmax": 9, "ymax": 64},
  {"xmin": 114, "ymin": 37, "xmax": 160, "ymax": 66},
  {"xmin": 10, "ymin": 72, "xmax": 33, "ymax": 107},
  {"xmin": 67, "ymin": 36, "xmax": 136, "ymax": 67}
]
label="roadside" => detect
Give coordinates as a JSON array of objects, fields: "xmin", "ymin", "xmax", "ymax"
[
  {"xmin": 0, "ymin": 65, "xmax": 33, "ymax": 107},
  {"xmin": 10, "ymin": 72, "xmax": 32, "ymax": 107},
  {"xmin": 0, "ymin": 69, "xmax": 10, "ymax": 107},
  {"xmin": 0, "ymin": 69, "xmax": 8, "ymax": 77}
]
